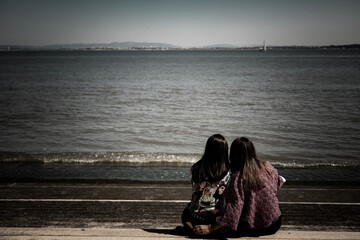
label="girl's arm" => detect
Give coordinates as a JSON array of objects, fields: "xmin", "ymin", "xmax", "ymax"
[{"xmin": 215, "ymin": 171, "xmax": 244, "ymax": 231}]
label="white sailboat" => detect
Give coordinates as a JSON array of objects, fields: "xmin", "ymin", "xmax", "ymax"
[{"xmin": 260, "ymin": 40, "xmax": 267, "ymax": 51}]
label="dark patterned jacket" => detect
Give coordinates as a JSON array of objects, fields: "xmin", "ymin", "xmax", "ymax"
[{"xmin": 215, "ymin": 161, "xmax": 285, "ymax": 231}]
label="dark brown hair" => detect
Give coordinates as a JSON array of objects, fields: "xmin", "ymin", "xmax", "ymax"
[
  {"xmin": 230, "ymin": 137, "xmax": 268, "ymax": 191},
  {"xmin": 191, "ymin": 134, "xmax": 230, "ymax": 184}
]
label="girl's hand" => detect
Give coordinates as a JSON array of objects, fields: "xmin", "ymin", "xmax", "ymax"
[{"xmin": 193, "ymin": 224, "xmax": 212, "ymax": 235}]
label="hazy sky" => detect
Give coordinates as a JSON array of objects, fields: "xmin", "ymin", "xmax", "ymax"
[{"xmin": 0, "ymin": 0, "xmax": 359, "ymax": 47}]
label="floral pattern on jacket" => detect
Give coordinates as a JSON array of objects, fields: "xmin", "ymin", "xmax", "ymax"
[{"xmin": 190, "ymin": 171, "xmax": 231, "ymax": 213}]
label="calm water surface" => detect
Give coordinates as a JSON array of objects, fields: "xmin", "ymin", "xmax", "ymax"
[{"xmin": 0, "ymin": 50, "xmax": 359, "ymax": 175}]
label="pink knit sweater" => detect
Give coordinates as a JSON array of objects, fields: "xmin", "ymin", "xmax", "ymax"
[{"xmin": 215, "ymin": 161, "xmax": 284, "ymax": 231}]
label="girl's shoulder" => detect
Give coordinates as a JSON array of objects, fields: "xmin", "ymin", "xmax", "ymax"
[
  {"xmin": 262, "ymin": 161, "xmax": 281, "ymax": 180},
  {"xmin": 263, "ymin": 161, "xmax": 276, "ymax": 171}
]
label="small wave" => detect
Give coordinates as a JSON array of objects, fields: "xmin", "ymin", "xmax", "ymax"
[
  {"xmin": 0, "ymin": 152, "xmax": 359, "ymax": 168},
  {"xmin": 270, "ymin": 160, "xmax": 360, "ymax": 168},
  {"xmin": 0, "ymin": 152, "xmax": 200, "ymax": 165}
]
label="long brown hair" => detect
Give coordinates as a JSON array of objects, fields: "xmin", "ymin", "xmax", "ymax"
[
  {"xmin": 230, "ymin": 137, "xmax": 268, "ymax": 191},
  {"xmin": 191, "ymin": 134, "xmax": 230, "ymax": 184}
]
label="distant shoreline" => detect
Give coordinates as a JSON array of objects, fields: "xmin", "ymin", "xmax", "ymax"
[{"xmin": 1, "ymin": 44, "xmax": 359, "ymax": 52}]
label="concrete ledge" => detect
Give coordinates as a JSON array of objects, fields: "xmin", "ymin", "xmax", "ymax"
[{"xmin": 1, "ymin": 228, "xmax": 359, "ymax": 240}]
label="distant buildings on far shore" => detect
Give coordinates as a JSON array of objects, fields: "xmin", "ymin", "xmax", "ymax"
[
  {"xmin": 1, "ymin": 44, "xmax": 360, "ymax": 52},
  {"xmin": 0, "ymin": 46, "xmax": 11, "ymax": 51}
]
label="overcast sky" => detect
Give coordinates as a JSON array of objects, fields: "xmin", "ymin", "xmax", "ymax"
[{"xmin": 0, "ymin": 0, "xmax": 359, "ymax": 47}]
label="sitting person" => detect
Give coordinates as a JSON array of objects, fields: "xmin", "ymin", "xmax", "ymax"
[
  {"xmin": 181, "ymin": 134, "xmax": 231, "ymax": 232},
  {"xmin": 193, "ymin": 137, "xmax": 286, "ymax": 237}
]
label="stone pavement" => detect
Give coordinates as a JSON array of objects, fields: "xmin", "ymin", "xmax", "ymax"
[
  {"xmin": 0, "ymin": 182, "xmax": 359, "ymax": 239},
  {"xmin": 1, "ymin": 228, "xmax": 360, "ymax": 240}
]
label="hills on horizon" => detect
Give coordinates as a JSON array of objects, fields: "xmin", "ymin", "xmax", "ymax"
[
  {"xmin": 1, "ymin": 41, "xmax": 177, "ymax": 50},
  {"xmin": 1, "ymin": 41, "xmax": 359, "ymax": 51},
  {"xmin": 1, "ymin": 41, "xmax": 241, "ymax": 50}
]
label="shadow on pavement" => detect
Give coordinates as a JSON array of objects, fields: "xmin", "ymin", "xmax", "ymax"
[{"xmin": 143, "ymin": 227, "xmax": 227, "ymax": 239}]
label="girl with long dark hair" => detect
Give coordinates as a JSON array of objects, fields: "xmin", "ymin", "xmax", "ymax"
[{"xmin": 182, "ymin": 134, "xmax": 231, "ymax": 232}]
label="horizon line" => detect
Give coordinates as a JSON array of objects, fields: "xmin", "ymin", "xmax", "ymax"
[{"xmin": 1, "ymin": 41, "xmax": 360, "ymax": 48}]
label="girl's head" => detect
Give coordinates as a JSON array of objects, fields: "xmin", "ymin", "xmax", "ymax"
[
  {"xmin": 230, "ymin": 137, "xmax": 257, "ymax": 172},
  {"xmin": 191, "ymin": 134, "xmax": 229, "ymax": 184},
  {"xmin": 230, "ymin": 137, "xmax": 266, "ymax": 191},
  {"xmin": 203, "ymin": 134, "xmax": 229, "ymax": 166}
]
